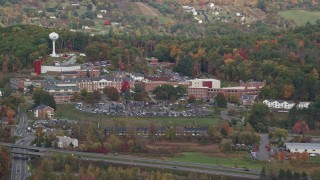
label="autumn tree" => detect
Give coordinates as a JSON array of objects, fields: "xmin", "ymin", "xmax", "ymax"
[
  {"xmin": 293, "ymin": 121, "xmax": 309, "ymax": 134},
  {"xmin": 220, "ymin": 122, "xmax": 233, "ymax": 137},
  {"xmin": 0, "ymin": 145, "xmax": 10, "ymax": 178},
  {"xmin": 207, "ymin": 124, "xmax": 223, "ymax": 143},
  {"xmin": 283, "ymin": 84, "xmax": 294, "ymax": 99},
  {"xmin": 5, "ymin": 107, "xmax": 15, "ymax": 125},
  {"xmin": 219, "ymin": 138, "xmax": 233, "ymax": 152},
  {"xmin": 105, "ymin": 134, "xmax": 121, "ymax": 152},
  {"xmin": 274, "ymin": 152, "xmax": 279, "ymax": 161},
  {"xmin": 294, "ymin": 152, "xmax": 300, "ymax": 161},
  {"xmin": 188, "ymin": 94, "xmax": 196, "ymax": 103},
  {"xmin": 280, "ymin": 151, "xmax": 286, "ymax": 161},
  {"xmin": 274, "ymin": 128, "xmax": 288, "ymax": 146},
  {"xmin": 120, "ymin": 80, "xmax": 130, "ymax": 93},
  {"xmin": 103, "ymin": 87, "xmax": 120, "ymax": 101},
  {"xmin": 301, "ymin": 151, "xmax": 309, "ymax": 162}
]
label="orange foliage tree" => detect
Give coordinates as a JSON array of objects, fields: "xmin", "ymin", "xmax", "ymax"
[
  {"xmin": 294, "ymin": 152, "xmax": 300, "ymax": 161},
  {"xmin": 280, "ymin": 151, "xmax": 286, "ymax": 161},
  {"xmin": 289, "ymin": 152, "xmax": 294, "ymax": 160},
  {"xmin": 301, "ymin": 151, "xmax": 309, "ymax": 162}
]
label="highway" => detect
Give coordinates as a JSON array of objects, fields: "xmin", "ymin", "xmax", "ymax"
[
  {"xmin": 2, "ymin": 142, "xmax": 260, "ymax": 179},
  {"xmin": 11, "ymin": 110, "xmax": 34, "ymax": 180}
]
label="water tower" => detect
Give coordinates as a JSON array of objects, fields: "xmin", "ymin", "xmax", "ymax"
[{"xmin": 49, "ymin": 32, "xmax": 59, "ymax": 57}]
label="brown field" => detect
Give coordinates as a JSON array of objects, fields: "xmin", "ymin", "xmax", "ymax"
[
  {"xmin": 134, "ymin": 2, "xmax": 159, "ymax": 17},
  {"xmin": 147, "ymin": 141, "xmax": 243, "ymax": 158}
]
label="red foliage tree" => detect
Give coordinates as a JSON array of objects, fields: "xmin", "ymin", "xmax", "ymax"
[
  {"xmin": 220, "ymin": 122, "xmax": 233, "ymax": 137},
  {"xmin": 188, "ymin": 94, "xmax": 196, "ymax": 103},
  {"xmin": 120, "ymin": 80, "xmax": 130, "ymax": 93},
  {"xmin": 280, "ymin": 151, "xmax": 286, "ymax": 161},
  {"xmin": 293, "ymin": 121, "xmax": 309, "ymax": 134},
  {"xmin": 94, "ymin": 147, "xmax": 108, "ymax": 154},
  {"xmin": 224, "ymin": 53, "xmax": 233, "ymax": 60}
]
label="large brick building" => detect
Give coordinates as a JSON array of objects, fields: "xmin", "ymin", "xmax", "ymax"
[
  {"xmin": 187, "ymin": 79, "xmax": 265, "ymax": 99},
  {"xmin": 63, "ymin": 76, "xmax": 132, "ymax": 92}
]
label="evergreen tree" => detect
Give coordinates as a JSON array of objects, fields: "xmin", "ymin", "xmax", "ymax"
[
  {"xmin": 278, "ymin": 169, "xmax": 286, "ymax": 179},
  {"xmin": 32, "ymin": 89, "xmax": 57, "ymax": 110},
  {"xmin": 293, "ymin": 172, "xmax": 300, "ymax": 180},
  {"xmin": 124, "ymin": 89, "xmax": 131, "ymax": 100},
  {"xmin": 301, "ymin": 171, "xmax": 308, "ymax": 180},
  {"xmin": 285, "ymin": 169, "xmax": 293, "ymax": 180},
  {"xmin": 214, "ymin": 93, "xmax": 227, "ymax": 108},
  {"xmin": 260, "ymin": 166, "xmax": 266, "ymax": 180}
]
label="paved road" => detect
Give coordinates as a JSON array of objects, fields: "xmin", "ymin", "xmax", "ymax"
[
  {"xmin": 61, "ymin": 55, "xmax": 77, "ymax": 65},
  {"xmin": 11, "ymin": 111, "xmax": 34, "ymax": 180},
  {"xmin": 257, "ymin": 134, "xmax": 270, "ymax": 161},
  {"xmin": 3, "ymin": 142, "xmax": 259, "ymax": 179}
]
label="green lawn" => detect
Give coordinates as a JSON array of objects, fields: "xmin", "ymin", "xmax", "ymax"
[
  {"xmin": 171, "ymin": 152, "xmax": 266, "ymax": 170},
  {"xmin": 308, "ymin": 156, "xmax": 320, "ymax": 164},
  {"xmin": 56, "ymin": 104, "xmax": 220, "ymax": 127},
  {"xmin": 279, "ymin": 10, "xmax": 320, "ymax": 26}
]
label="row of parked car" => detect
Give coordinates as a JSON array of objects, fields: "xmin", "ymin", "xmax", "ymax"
[{"xmin": 76, "ymin": 101, "xmax": 208, "ymax": 117}]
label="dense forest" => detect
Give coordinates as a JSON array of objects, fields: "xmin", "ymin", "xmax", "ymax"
[{"xmin": 1, "ymin": 20, "xmax": 320, "ymax": 102}]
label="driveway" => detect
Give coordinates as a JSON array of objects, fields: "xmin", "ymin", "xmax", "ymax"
[{"xmin": 256, "ymin": 134, "xmax": 270, "ymax": 161}]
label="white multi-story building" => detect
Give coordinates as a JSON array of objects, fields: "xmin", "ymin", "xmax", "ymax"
[
  {"xmin": 191, "ymin": 79, "xmax": 221, "ymax": 89},
  {"xmin": 41, "ymin": 65, "xmax": 81, "ymax": 73},
  {"xmin": 297, "ymin": 102, "xmax": 311, "ymax": 109},
  {"xmin": 263, "ymin": 100, "xmax": 295, "ymax": 109}
]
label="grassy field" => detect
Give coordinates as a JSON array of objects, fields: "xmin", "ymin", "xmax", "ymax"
[
  {"xmin": 56, "ymin": 104, "xmax": 220, "ymax": 127},
  {"xmin": 279, "ymin": 10, "xmax": 320, "ymax": 26},
  {"xmin": 308, "ymin": 156, "xmax": 320, "ymax": 164},
  {"xmin": 171, "ymin": 152, "xmax": 266, "ymax": 170}
]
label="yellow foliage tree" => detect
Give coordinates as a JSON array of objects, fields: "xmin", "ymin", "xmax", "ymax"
[
  {"xmin": 283, "ymin": 84, "xmax": 294, "ymax": 99},
  {"xmin": 312, "ymin": 68, "xmax": 319, "ymax": 80}
]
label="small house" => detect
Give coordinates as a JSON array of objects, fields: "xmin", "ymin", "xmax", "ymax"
[{"xmin": 97, "ymin": 14, "xmax": 103, "ymax": 19}]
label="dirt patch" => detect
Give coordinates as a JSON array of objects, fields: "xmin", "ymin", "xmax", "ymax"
[
  {"xmin": 134, "ymin": 2, "xmax": 159, "ymax": 17},
  {"xmin": 147, "ymin": 141, "xmax": 247, "ymax": 159}
]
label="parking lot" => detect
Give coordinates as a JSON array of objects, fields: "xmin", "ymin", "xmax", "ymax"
[{"xmin": 76, "ymin": 101, "xmax": 209, "ymax": 117}]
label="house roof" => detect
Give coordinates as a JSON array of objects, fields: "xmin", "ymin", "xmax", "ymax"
[
  {"xmin": 44, "ymin": 85, "xmax": 79, "ymax": 91},
  {"xmin": 34, "ymin": 104, "xmax": 54, "ymax": 110},
  {"xmin": 263, "ymin": 99, "xmax": 295, "ymax": 104},
  {"xmin": 240, "ymin": 95, "xmax": 257, "ymax": 100},
  {"xmin": 62, "ymin": 71, "xmax": 79, "ymax": 75},
  {"xmin": 57, "ymin": 136, "xmax": 78, "ymax": 144},
  {"xmin": 285, "ymin": 143, "xmax": 320, "ymax": 150}
]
